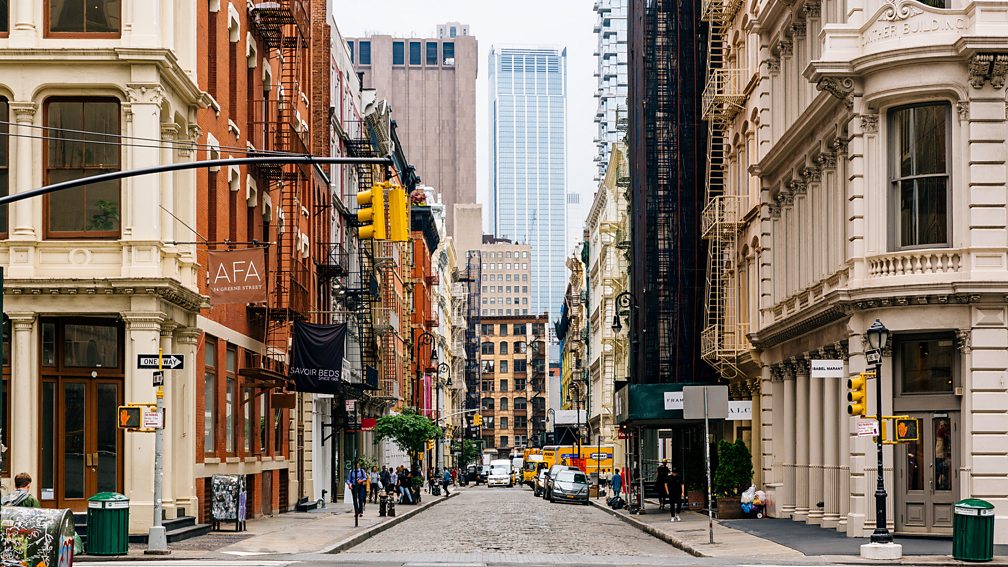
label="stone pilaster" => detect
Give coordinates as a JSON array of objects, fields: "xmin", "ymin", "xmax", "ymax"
[
  {"xmin": 794, "ymin": 356, "xmax": 811, "ymax": 521},
  {"xmin": 173, "ymin": 327, "xmax": 200, "ymax": 517},
  {"xmin": 782, "ymin": 361, "xmax": 797, "ymax": 517},
  {"xmin": 9, "ymin": 102, "xmax": 36, "ymax": 240},
  {"xmin": 8, "ymin": 314, "xmax": 37, "ymax": 487},
  {"xmin": 808, "ymin": 351, "xmax": 825, "ymax": 525}
]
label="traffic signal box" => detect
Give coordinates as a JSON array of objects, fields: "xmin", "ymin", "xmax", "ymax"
[
  {"xmin": 895, "ymin": 417, "xmax": 920, "ymax": 442},
  {"xmin": 357, "ymin": 183, "xmax": 387, "ymax": 240},
  {"xmin": 847, "ymin": 373, "xmax": 868, "ymax": 416},
  {"xmin": 388, "ymin": 186, "xmax": 409, "ymax": 242},
  {"xmin": 118, "ymin": 406, "xmax": 142, "ymax": 429},
  {"xmin": 473, "ymin": 413, "xmax": 482, "ymax": 427}
]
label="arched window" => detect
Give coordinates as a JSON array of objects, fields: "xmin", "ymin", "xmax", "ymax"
[
  {"xmin": 499, "ymin": 397, "xmax": 508, "ymax": 411},
  {"xmin": 499, "ymin": 341, "xmax": 509, "ymax": 355}
]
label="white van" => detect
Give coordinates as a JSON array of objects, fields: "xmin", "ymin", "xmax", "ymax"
[{"xmin": 488, "ymin": 459, "xmax": 513, "ymax": 487}]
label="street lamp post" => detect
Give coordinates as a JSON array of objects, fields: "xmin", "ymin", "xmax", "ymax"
[
  {"xmin": 415, "ymin": 331, "xmax": 437, "ymax": 473},
  {"xmin": 612, "ymin": 291, "xmax": 639, "ymax": 381},
  {"xmin": 866, "ymin": 319, "xmax": 893, "ymax": 545},
  {"xmin": 547, "ymin": 408, "xmax": 556, "ymax": 445},
  {"xmin": 569, "ymin": 381, "xmax": 583, "ymax": 458},
  {"xmin": 436, "ymin": 361, "xmax": 450, "ymax": 472},
  {"xmin": 529, "ymin": 337, "xmax": 546, "ymax": 447}
]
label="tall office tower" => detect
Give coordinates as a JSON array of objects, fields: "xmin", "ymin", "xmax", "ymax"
[
  {"xmin": 479, "ymin": 236, "xmax": 533, "ymax": 318},
  {"xmin": 594, "ymin": 0, "xmax": 629, "ymax": 182},
  {"xmin": 489, "ymin": 45, "xmax": 568, "ymax": 317},
  {"xmin": 347, "ymin": 24, "xmax": 478, "ymax": 233}
]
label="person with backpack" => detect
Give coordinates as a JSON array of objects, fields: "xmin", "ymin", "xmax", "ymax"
[
  {"xmin": 442, "ymin": 468, "xmax": 452, "ymax": 496},
  {"xmin": 610, "ymin": 468, "xmax": 623, "ymax": 500},
  {"xmin": 3, "ymin": 472, "xmax": 40, "ymax": 507}
]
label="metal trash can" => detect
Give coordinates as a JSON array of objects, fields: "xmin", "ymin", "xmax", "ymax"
[
  {"xmin": 87, "ymin": 492, "xmax": 130, "ymax": 555},
  {"xmin": 953, "ymin": 498, "xmax": 995, "ymax": 562}
]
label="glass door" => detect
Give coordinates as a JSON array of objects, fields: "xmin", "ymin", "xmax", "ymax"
[{"xmin": 897, "ymin": 412, "xmax": 958, "ymax": 535}]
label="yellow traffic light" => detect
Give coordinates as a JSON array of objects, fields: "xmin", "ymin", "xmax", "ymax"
[
  {"xmin": 388, "ymin": 186, "xmax": 409, "ymax": 242},
  {"xmin": 357, "ymin": 184, "xmax": 387, "ymax": 240},
  {"xmin": 473, "ymin": 413, "xmax": 482, "ymax": 427},
  {"xmin": 847, "ymin": 374, "xmax": 867, "ymax": 416}
]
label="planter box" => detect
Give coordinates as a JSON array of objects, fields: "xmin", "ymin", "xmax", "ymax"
[
  {"xmin": 715, "ymin": 496, "xmax": 745, "ymax": 519},
  {"xmin": 687, "ymin": 490, "xmax": 705, "ymax": 511}
]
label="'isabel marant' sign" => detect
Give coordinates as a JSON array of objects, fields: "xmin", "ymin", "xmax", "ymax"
[{"xmin": 207, "ymin": 248, "xmax": 267, "ymax": 305}]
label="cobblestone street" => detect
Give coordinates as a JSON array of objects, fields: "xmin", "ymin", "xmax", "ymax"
[{"xmin": 335, "ymin": 485, "xmax": 692, "ymax": 564}]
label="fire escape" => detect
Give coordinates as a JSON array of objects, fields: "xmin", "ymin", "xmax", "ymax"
[
  {"xmin": 700, "ymin": 0, "xmax": 747, "ymax": 380},
  {"xmin": 246, "ymin": 0, "xmax": 312, "ymax": 377},
  {"xmin": 462, "ymin": 250, "xmax": 482, "ymax": 438}
]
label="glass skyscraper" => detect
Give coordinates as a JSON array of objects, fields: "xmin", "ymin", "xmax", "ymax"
[{"xmin": 488, "ymin": 45, "xmax": 568, "ymax": 318}]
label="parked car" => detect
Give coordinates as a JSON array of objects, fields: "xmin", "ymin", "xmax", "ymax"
[
  {"xmin": 543, "ymin": 464, "xmax": 579, "ymax": 501},
  {"xmin": 533, "ymin": 468, "xmax": 548, "ymax": 497},
  {"xmin": 488, "ymin": 459, "xmax": 513, "ymax": 487},
  {"xmin": 549, "ymin": 469, "xmax": 590, "ymax": 504}
]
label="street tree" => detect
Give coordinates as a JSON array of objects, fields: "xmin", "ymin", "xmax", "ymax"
[{"xmin": 375, "ymin": 408, "xmax": 442, "ymax": 471}]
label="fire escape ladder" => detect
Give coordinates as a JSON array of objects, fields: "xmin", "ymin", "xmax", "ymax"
[{"xmin": 702, "ymin": 0, "xmax": 746, "ymax": 381}]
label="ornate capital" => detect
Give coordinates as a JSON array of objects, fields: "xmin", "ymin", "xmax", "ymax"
[
  {"xmin": 955, "ymin": 329, "xmax": 972, "ymax": 354},
  {"xmin": 833, "ymin": 341, "xmax": 849, "ymax": 361},
  {"xmin": 768, "ymin": 202, "xmax": 781, "ymax": 219},
  {"xmin": 175, "ymin": 327, "xmax": 202, "ymax": 345},
  {"xmin": 787, "ymin": 178, "xmax": 807, "ymax": 197},
  {"xmin": 790, "ymin": 19, "xmax": 806, "ymax": 40},
  {"xmin": 766, "ymin": 56, "xmax": 781, "ymax": 74},
  {"xmin": 956, "ymin": 101, "xmax": 970, "ymax": 121},
  {"xmin": 778, "ymin": 38, "xmax": 793, "ymax": 58},
  {"xmin": 9, "ymin": 102, "xmax": 37, "ymax": 123},
  {"xmin": 122, "ymin": 312, "xmax": 166, "ymax": 332},
  {"xmin": 968, "ymin": 53, "xmax": 1008, "ymax": 90},
  {"xmin": 801, "ymin": 165, "xmax": 820, "ymax": 185},
  {"xmin": 860, "ymin": 114, "xmax": 879, "ymax": 134},
  {"xmin": 816, "ymin": 77, "xmax": 855, "ymax": 108},
  {"xmin": 160, "ymin": 322, "xmax": 179, "ymax": 337},
  {"xmin": 7, "ymin": 312, "xmax": 36, "ymax": 331},
  {"xmin": 815, "ymin": 150, "xmax": 837, "ymax": 172},
  {"xmin": 830, "ymin": 136, "xmax": 849, "ymax": 156},
  {"xmin": 126, "ymin": 83, "xmax": 166, "ymax": 106},
  {"xmin": 778, "ymin": 189, "xmax": 794, "ymax": 207},
  {"xmin": 791, "ymin": 355, "xmax": 810, "ymax": 376},
  {"xmin": 160, "ymin": 123, "xmax": 179, "ymax": 140},
  {"xmin": 179, "ymin": 124, "xmax": 203, "ymax": 158},
  {"xmin": 803, "ymin": 0, "xmax": 822, "ymax": 18}
]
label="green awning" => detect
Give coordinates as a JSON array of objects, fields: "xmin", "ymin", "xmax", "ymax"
[{"xmin": 615, "ymin": 382, "xmax": 704, "ymax": 425}]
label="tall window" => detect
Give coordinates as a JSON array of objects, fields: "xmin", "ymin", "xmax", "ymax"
[
  {"xmin": 409, "ymin": 41, "xmax": 421, "ymax": 65},
  {"xmin": 204, "ymin": 338, "xmax": 217, "ymax": 454},
  {"xmin": 225, "ymin": 346, "xmax": 236, "ymax": 454},
  {"xmin": 228, "ymin": 35, "xmax": 238, "ymax": 116},
  {"xmin": 499, "ymin": 341, "xmax": 508, "ymax": 355},
  {"xmin": 0, "ymin": 98, "xmax": 8, "ymax": 236},
  {"xmin": 48, "ymin": 0, "xmax": 120, "ymax": 35},
  {"xmin": 0, "ymin": 0, "xmax": 8, "ymax": 33},
  {"xmin": 426, "ymin": 41, "xmax": 438, "ymax": 65},
  {"xmin": 500, "ymin": 436, "xmax": 508, "ymax": 447},
  {"xmin": 443, "ymin": 42, "xmax": 454, "ymax": 64},
  {"xmin": 897, "ymin": 334, "xmax": 955, "ymax": 394},
  {"xmin": 0, "ymin": 319, "xmax": 9, "ymax": 474},
  {"xmin": 207, "ymin": 9, "xmax": 218, "ymax": 99},
  {"xmin": 346, "ymin": 40, "xmax": 354, "ymax": 63},
  {"xmin": 45, "ymin": 99, "xmax": 121, "ymax": 238},
  {"xmin": 243, "ymin": 385, "xmax": 252, "ymax": 454},
  {"xmin": 358, "ymin": 41, "xmax": 371, "ymax": 65},
  {"xmin": 207, "ymin": 170, "xmax": 219, "ymax": 243},
  {"xmin": 392, "ymin": 41, "xmax": 404, "ymax": 65},
  {"xmin": 499, "ymin": 379, "xmax": 508, "ymax": 392},
  {"xmin": 891, "ymin": 103, "xmax": 950, "ymax": 248},
  {"xmin": 500, "ymin": 417, "xmax": 508, "ymax": 430},
  {"xmin": 499, "ymin": 397, "xmax": 508, "ymax": 411},
  {"xmin": 499, "ymin": 360, "xmax": 508, "ymax": 374}
]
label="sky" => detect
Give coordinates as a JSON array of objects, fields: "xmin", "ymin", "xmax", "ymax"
[{"xmin": 333, "ymin": 0, "xmax": 598, "ymax": 243}]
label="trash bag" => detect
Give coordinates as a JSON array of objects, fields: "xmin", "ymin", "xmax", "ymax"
[
  {"xmin": 741, "ymin": 502, "xmax": 752, "ymax": 514},
  {"xmin": 741, "ymin": 484, "xmax": 757, "ymax": 504},
  {"xmin": 755, "ymin": 489, "xmax": 767, "ymax": 503},
  {"xmin": 343, "ymin": 483, "xmax": 354, "ymax": 513}
]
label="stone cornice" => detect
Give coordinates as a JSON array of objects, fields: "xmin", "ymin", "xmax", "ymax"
[{"xmin": 4, "ymin": 278, "xmax": 206, "ymax": 313}]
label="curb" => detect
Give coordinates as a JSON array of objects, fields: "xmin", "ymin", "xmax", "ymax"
[
  {"xmin": 321, "ymin": 490, "xmax": 459, "ymax": 554},
  {"xmin": 589, "ymin": 499, "xmax": 705, "ymax": 557}
]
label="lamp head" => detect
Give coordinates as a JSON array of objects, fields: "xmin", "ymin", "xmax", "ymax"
[
  {"xmin": 430, "ymin": 347, "xmax": 439, "ymax": 362},
  {"xmin": 611, "ymin": 314, "xmax": 622, "ymax": 333},
  {"xmin": 866, "ymin": 319, "xmax": 889, "ymax": 351}
]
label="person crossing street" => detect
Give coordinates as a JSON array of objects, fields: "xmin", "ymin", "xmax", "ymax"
[{"xmin": 442, "ymin": 468, "xmax": 452, "ymax": 496}]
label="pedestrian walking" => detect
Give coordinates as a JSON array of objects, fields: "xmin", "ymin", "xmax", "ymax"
[
  {"xmin": 347, "ymin": 461, "xmax": 369, "ymax": 517},
  {"xmin": 665, "ymin": 467, "xmax": 685, "ymax": 522},
  {"xmin": 386, "ymin": 466, "xmax": 397, "ymax": 493},
  {"xmin": 451, "ymin": 467, "xmax": 458, "ymax": 486},
  {"xmin": 369, "ymin": 466, "xmax": 380, "ymax": 503},
  {"xmin": 442, "ymin": 468, "xmax": 452, "ymax": 496},
  {"xmin": 610, "ymin": 468, "xmax": 623, "ymax": 499},
  {"xmin": 2, "ymin": 472, "xmax": 40, "ymax": 507},
  {"xmin": 655, "ymin": 459, "xmax": 670, "ymax": 510}
]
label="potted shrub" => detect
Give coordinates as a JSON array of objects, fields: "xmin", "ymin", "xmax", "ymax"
[{"xmin": 713, "ymin": 438, "xmax": 753, "ymax": 519}]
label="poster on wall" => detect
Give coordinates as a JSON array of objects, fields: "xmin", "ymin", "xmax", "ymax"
[
  {"xmin": 289, "ymin": 322, "xmax": 348, "ymax": 395},
  {"xmin": 207, "ymin": 248, "xmax": 267, "ymax": 305}
]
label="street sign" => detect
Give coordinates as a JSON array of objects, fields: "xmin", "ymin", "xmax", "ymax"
[
  {"xmin": 683, "ymin": 385, "xmax": 729, "ymax": 420},
  {"xmin": 811, "ymin": 359, "xmax": 844, "ymax": 379},
  {"xmin": 138, "ymin": 354, "xmax": 185, "ymax": 370},
  {"xmin": 865, "ymin": 349, "xmax": 882, "ymax": 365},
  {"xmin": 152, "ymin": 370, "xmax": 164, "ymax": 387},
  {"xmin": 857, "ymin": 419, "xmax": 879, "ymax": 437},
  {"xmin": 118, "ymin": 404, "xmax": 161, "ymax": 431},
  {"xmin": 142, "ymin": 407, "xmax": 164, "ymax": 429}
]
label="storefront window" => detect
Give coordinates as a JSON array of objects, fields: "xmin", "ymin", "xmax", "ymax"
[
  {"xmin": 934, "ymin": 416, "xmax": 951, "ymax": 491},
  {"xmin": 42, "ymin": 322, "xmax": 56, "ymax": 366},
  {"xmin": 226, "ymin": 346, "xmax": 236, "ymax": 454},
  {"xmin": 898, "ymin": 336, "xmax": 954, "ymax": 393},
  {"xmin": 63, "ymin": 322, "xmax": 118, "ymax": 367},
  {"xmin": 204, "ymin": 338, "xmax": 217, "ymax": 454}
]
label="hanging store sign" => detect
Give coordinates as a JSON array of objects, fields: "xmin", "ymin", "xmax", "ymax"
[
  {"xmin": 289, "ymin": 322, "xmax": 348, "ymax": 395},
  {"xmin": 663, "ymin": 391, "xmax": 684, "ymax": 411},
  {"xmin": 727, "ymin": 400, "xmax": 753, "ymax": 421},
  {"xmin": 811, "ymin": 359, "xmax": 844, "ymax": 379},
  {"xmin": 207, "ymin": 248, "xmax": 267, "ymax": 305}
]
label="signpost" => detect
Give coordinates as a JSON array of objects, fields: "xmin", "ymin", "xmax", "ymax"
[
  {"xmin": 138, "ymin": 354, "xmax": 184, "ymax": 370},
  {"xmin": 152, "ymin": 370, "xmax": 164, "ymax": 387},
  {"xmin": 683, "ymin": 385, "xmax": 730, "ymax": 545},
  {"xmin": 865, "ymin": 349, "xmax": 882, "ymax": 365}
]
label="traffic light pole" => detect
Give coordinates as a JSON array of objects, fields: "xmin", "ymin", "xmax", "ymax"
[
  {"xmin": 870, "ymin": 358, "xmax": 893, "ymax": 544},
  {"xmin": 146, "ymin": 349, "xmax": 169, "ymax": 555}
]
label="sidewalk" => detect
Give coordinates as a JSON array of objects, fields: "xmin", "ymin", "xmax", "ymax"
[
  {"xmin": 592, "ymin": 499, "xmax": 1008, "ymax": 565},
  {"xmin": 77, "ymin": 485, "xmax": 463, "ymax": 561}
]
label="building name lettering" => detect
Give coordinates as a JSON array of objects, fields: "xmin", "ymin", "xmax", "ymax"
[{"xmin": 863, "ymin": 17, "xmax": 967, "ymax": 47}]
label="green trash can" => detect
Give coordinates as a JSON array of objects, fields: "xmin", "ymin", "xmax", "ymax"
[
  {"xmin": 953, "ymin": 498, "xmax": 995, "ymax": 562},
  {"xmin": 87, "ymin": 492, "xmax": 130, "ymax": 555}
]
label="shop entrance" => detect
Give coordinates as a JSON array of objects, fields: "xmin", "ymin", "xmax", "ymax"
[
  {"xmin": 895, "ymin": 412, "xmax": 959, "ymax": 536},
  {"xmin": 39, "ymin": 319, "xmax": 125, "ymax": 512}
]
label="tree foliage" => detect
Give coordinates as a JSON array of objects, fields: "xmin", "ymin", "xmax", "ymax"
[
  {"xmin": 713, "ymin": 438, "xmax": 754, "ymax": 497},
  {"xmin": 452, "ymin": 439, "xmax": 481, "ymax": 466},
  {"xmin": 374, "ymin": 408, "xmax": 442, "ymax": 462}
]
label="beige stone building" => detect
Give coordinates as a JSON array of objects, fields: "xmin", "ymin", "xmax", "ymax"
[
  {"xmin": 347, "ymin": 25, "xmax": 478, "ymax": 233},
  {"xmin": 480, "ymin": 237, "xmax": 533, "ymax": 317},
  {"xmin": 703, "ymin": 0, "xmax": 1008, "ymax": 544}
]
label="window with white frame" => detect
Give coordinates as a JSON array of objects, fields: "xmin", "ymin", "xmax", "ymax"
[{"xmin": 890, "ymin": 103, "xmax": 950, "ymax": 249}]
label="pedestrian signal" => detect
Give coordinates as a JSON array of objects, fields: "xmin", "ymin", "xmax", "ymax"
[
  {"xmin": 118, "ymin": 406, "xmax": 142, "ymax": 429},
  {"xmin": 847, "ymin": 374, "xmax": 867, "ymax": 416},
  {"xmin": 894, "ymin": 418, "xmax": 920, "ymax": 442},
  {"xmin": 388, "ymin": 186, "xmax": 409, "ymax": 242},
  {"xmin": 357, "ymin": 183, "xmax": 387, "ymax": 240},
  {"xmin": 473, "ymin": 413, "xmax": 482, "ymax": 427}
]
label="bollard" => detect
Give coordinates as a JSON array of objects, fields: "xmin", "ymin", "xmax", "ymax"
[
  {"xmin": 387, "ymin": 494, "xmax": 396, "ymax": 517},
  {"xmin": 378, "ymin": 491, "xmax": 388, "ymax": 517}
]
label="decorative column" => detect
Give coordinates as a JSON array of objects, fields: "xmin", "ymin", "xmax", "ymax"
[
  {"xmin": 173, "ymin": 327, "xmax": 200, "ymax": 517},
  {"xmin": 822, "ymin": 343, "xmax": 844, "ymax": 528},
  {"xmin": 782, "ymin": 361, "xmax": 797, "ymax": 517},
  {"xmin": 8, "ymin": 314, "xmax": 37, "ymax": 485},
  {"xmin": 160, "ymin": 124, "xmax": 178, "ymax": 246},
  {"xmin": 10, "ymin": 0, "xmax": 36, "ymax": 47},
  {"xmin": 760, "ymin": 364, "xmax": 775, "ymax": 491},
  {"xmin": 808, "ymin": 349, "xmax": 825, "ymax": 525},
  {"xmin": 794, "ymin": 355, "xmax": 810, "ymax": 521},
  {"xmin": 123, "ymin": 312, "xmax": 165, "ymax": 534},
  {"xmin": 837, "ymin": 341, "xmax": 851, "ymax": 532},
  {"xmin": 9, "ymin": 102, "xmax": 36, "ymax": 239},
  {"xmin": 124, "ymin": 85, "xmax": 165, "ymax": 245},
  {"xmin": 159, "ymin": 323, "xmax": 177, "ymax": 518}
]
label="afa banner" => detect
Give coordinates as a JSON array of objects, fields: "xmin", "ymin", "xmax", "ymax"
[
  {"xmin": 207, "ymin": 248, "xmax": 267, "ymax": 305},
  {"xmin": 289, "ymin": 322, "xmax": 347, "ymax": 395}
]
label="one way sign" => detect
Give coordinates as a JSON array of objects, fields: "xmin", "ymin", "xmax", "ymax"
[{"xmin": 137, "ymin": 354, "xmax": 185, "ymax": 370}]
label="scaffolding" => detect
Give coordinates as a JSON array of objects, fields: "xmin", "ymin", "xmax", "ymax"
[
  {"xmin": 700, "ymin": 0, "xmax": 748, "ymax": 380},
  {"xmin": 629, "ymin": 0, "xmax": 711, "ymax": 385}
]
